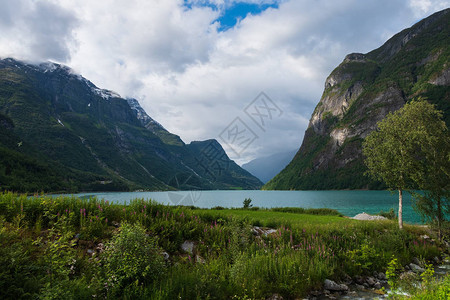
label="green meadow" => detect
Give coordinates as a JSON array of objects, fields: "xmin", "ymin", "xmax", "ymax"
[{"xmin": 0, "ymin": 192, "xmax": 447, "ymax": 299}]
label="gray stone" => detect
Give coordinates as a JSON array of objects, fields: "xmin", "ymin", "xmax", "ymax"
[
  {"xmin": 355, "ymin": 284, "xmax": 365, "ymax": 290},
  {"xmin": 324, "ymin": 279, "xmax": 348, "ymax": 291},
  {"xmin": 378, "ymin": 272, "xmax": 387, "ymax": 280},
  {"xmin": 400, "ymin": 271, "xmax": 417, "ymax": 280},
  {"xmin": 409, "ymin": 263, "xmax": 425, "ymax": 274},
  {"xmin": 412, "ymin": 257, "xmax": 422, "ymax": 267},
  {"xmin": 366, "ymin": 276, "xmax": 376, "ymax": 286},
  {"xmin": 374, "ymin": 282, "xmax": 382, "ymax": 290},
  {"xmin": 181, "ymin": 241, "xmax": 195, "ymax": 254},
  {"xmin": 252, "ymin": 226, "xmax": 277, "ymax": 237},
  {"xmin": 162, "ymin": 251, "xmax": 170, "ymax": 261},
  {"xmin": 87, "ymin": 249, "xmax": 94, "ymax": 255},
  {"xmin": 343, "ymin": 273, "xmax": 352, "ymax": 285},
  {"xmin": 354, "ymin": 275, "xmax": 364, "ymax": 285},
  {"xmin": 266, "ymin": 293, "xmax": 283, "ymax": 300},
  {"xmin": 196, "ymin": 255, "xmax": 206, "ymax": 264}
]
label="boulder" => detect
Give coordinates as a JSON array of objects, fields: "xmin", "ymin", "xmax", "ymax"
[
  {"xmin": 412, "ymin": 257, "xmax": 423, "ymax": 267},
  {"xmin": 409, "ymin": 263, "xmax": 425, "ymax": 274},
  {"xmin": 324, "ymin": 279, "xmax": 348, "ymax": 291},
  {"xmin": 181, "ymin": 241, "xmax": 195, "ymax": 254},
  {"xmin": 366, "ymin": 276, "xmax": 376, "ymax": 286}
]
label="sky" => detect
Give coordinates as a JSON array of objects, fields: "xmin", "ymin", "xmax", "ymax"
[{"xmin": 0, "ymin": 0, "xmax": 448, "ymax": 164}]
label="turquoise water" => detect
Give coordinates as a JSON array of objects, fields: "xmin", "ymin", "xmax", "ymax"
[{"xmin": 71, "ymin": 190, "xmax": 423, "ymax": 224}]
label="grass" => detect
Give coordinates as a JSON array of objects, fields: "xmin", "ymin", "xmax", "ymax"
[
  {"xmin": 195, "ymin": 209, "xmax": 349, "ymax": 227},
  {"xmin": 0, "ymin": 191, "xmax": 446, "ymax": 299}
]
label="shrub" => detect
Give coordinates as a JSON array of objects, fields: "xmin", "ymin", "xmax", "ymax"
[
  {"xmin": 102, "ymin": 223, "xmax": 166, "ymax": 295},
  {"xmin": 243, "ymin": 198, "xmax": 252, "ymax": 209}
]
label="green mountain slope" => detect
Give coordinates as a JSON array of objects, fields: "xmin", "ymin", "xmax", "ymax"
[
  {"xmin": 0, "ymin": 58, "xmax": 262, "ymax": 192},
  {"xmin": 265, "ymin": 8, "xmax": 450, "ymax": 190}
]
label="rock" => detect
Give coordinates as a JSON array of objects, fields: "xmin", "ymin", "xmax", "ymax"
[
  {"xmin": 162, "ymin": 251, "xmax": 170, "ymax": 261},
  {"xmin": 181, "ymin": 241, "xmax": 195, "ymax": 254},
  {"xmin": 351, "ymin": 212, "xmax": 387, "ymax": 221},
  {"xmin": 196, "ymin": 255, "xmax": 206, "ymax": 264},
  {"xmin": 324, "ymin": 279, "xmax": 348, "ymax": 291},
  {"xmin": 87, "ymin": 249, "xmax": 94, "ymax": 255},
  {"xmin": 367, "ymin": 276, "xmax": 376, "ymax": 286},
  {"xmin": 409, "ymin": 263, "xmax": 425, "ymax": 274},
  {"xmin": 400, "ymin": 271, "xmax": 417, "ymax": 280},
  {"xmin": 252, "ymin": 226, "xmax": 277, "ymax": 237},
  {"xmin": 96, "ymin": 243, "xmax": 104, "ymax": 253},
  {"xmin": 266, "ymin": 294, "xmax": 283, "ymax": 300},
  {"xmin": 378, "ymin": 272, "xmax": 387, "ymax": 280},
  {"xmin": 343, "ymin": 273, "xmax": 352, "ymax": 285},
  {"xmin": 374, "ymin": 282, "xmax": 382, "ymax": 289},
  {"xmin": 355, "ymin": 284, "xmax": 365, "ymax": 290},
  {"xmin": 354, "ymin": 275, "xmax": 364, "ymax": 285},
  {"xmin": 412, "ymin": 257, "xmax": 423, "ymax": 267}
]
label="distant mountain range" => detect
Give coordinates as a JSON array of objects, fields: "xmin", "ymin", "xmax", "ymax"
[
  {"xmin": 242, "ymin": 149, "xmax": 297, "ymax": 183},
  {"xmin": 265, "ymin": 8, "xmax": 450, "ymax": 190},
  {"xmin": 0, "ymin": 58, "xmax": 262, "ymax": 192}
]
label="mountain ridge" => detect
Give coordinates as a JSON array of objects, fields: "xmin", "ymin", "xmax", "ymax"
[{"xmin": 0, "ymin": 58, "xmax": 262, "ymax": 192}]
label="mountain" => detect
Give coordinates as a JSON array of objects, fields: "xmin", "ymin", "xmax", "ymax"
[
  {"xmin": 265, "ymin": 8, "xmax": 450, "ymax": 190},
  {"xmin": 0, "ymin": 58, "xmax": 262, "ymax": 192},
  {"xmin": 242, "ymin": 150, "xmax": 297, "ymax": 183}
]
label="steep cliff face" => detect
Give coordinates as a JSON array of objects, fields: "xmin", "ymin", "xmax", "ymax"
[
  {"xmin": 0, "ymin": 58, "xmax": 262, "ymax": 192},
  {"xmin": 265, "ymin": 8, "xmax": 450, "ymax": 190}
]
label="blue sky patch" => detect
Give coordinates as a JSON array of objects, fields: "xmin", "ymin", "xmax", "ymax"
[{"xmin": 184, "ymin": 1, "xmax": 279, "ymax": 31}]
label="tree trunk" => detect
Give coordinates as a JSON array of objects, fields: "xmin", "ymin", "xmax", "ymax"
[{"xmin": 398, "ymin": 189, "xmax": 403, "ymax": 229}]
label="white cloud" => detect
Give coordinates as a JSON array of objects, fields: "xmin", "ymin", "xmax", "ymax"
[
  {"xmin": 0, "ymin": 0, "xmax": 78, "ymax": 62},
  {"xmin": 0, "ymin": 0, "xmax": 448, "ymax": 164}
]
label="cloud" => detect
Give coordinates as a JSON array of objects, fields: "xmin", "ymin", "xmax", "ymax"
[
  {"xmin": 0, "ymin": 0, "xmax": 448, "ymax": 164},
  {"xmin": 0, "ymin": 0, "xmax": 78, "ymax": 62}
]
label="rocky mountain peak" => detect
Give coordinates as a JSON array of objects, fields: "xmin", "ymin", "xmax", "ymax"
[{"xmin": 265, "ymin": 8, "xmax": 450, "ymax": 190}]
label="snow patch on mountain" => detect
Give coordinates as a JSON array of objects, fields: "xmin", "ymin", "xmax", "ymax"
[
  {"xmin": 126, "ymin": 98, "xmax": 166, "ymax": 131},
  {"xmin": 92, "ymin": 87, "xmax": 121, "ymax": 100}
]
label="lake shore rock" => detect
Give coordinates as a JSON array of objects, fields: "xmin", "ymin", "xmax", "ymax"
[{"xmin": 351, "ymin": 212, "xmax": 387, "ymax": 221}]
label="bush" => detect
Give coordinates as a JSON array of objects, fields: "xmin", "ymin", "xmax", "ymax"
[
  {"xmin": 378, "ymin": 208, "xmax": 396, "ymax": 220},
  {"xmin": 102, "ymin": 223, "xmax": 166, "ymax": 295},
  {"xmin": 243, "ymin": 198, "xmax": 253, "ymax": 209}
]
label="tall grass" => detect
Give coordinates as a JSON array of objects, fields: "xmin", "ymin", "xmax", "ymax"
[{"xmin": 0, "ymin": 192, "xmax": 444, "ymax": 299}]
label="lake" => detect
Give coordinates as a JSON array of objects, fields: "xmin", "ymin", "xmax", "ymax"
[{"xmin": 70, "ymin": 190, "xmax": 424, "ymax": 224}]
